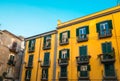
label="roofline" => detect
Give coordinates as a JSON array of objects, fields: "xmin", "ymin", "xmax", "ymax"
[
  {"xmin": 2, "ymin": 30, "xmax": 23, "ymax": 41},
  {"xmin": 25, "ymin": 30, "xmax": 57, "ymax": 41},
  {"xmin": 57, "ymin": 6, "xmax": 120, "ymax": 29}
]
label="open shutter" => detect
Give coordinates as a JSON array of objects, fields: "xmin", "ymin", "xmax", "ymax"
[
  {"xmin": 60, "ymin": 33, "xmax": 62, "ymax": 40},
  {"xmin": 59, "ymin": 50, "xmax": 62, "ymax": 59},
  {"xmin": 28, "ymin": 40, "xmax": 31, "ymax": 48},
  {"xmin": 86, "ymin": 26, "xmax": 89, "ymax": 34},
  {"xmin": 96, "ymin": 23, "xmax": 100, "ymax": 32},
  {"xmin": 83, "ymin": 46, "xmax": 87, "ymax": 56},
  {"xmin": 46, "ymin": 69, "xmax": 48, "ymax": 78},
  {"xmin": 108, "ymin": 20, "xmax": 113, "ymax": 29},
  {"xmin": 107, "ymin": 42, "xmax": 112, "ymax": 53},
  {"xmin": 77, "ymin": 66, "xmax": 80, "ymax": 71},
  {"xmin": 67, "ymin": 49, "xmax": 69, "ymax": 58},
  {"xmin": 68, "ymin": 31, "xmax": 70, "ymax": 38},
  {"xmin": 32, "ymin": 39, "xmax": 36, "ymax": 51},
  {"xmin": 87, "ymin": 65, "xmax": 91, "ymax": 71},
  {"xmin": 76, "ymin": 28, "xmax": 79, "ymax": 36},
  {"xmin": 102, "ymin": 43, "xmax": 107, "ymax": 54},
  {"xmin": 44, "ymin": 36, "xmax": 46, "ymax": 46},
  {"xmin": 28, "ymin": 70, "xmax": 31, "ymax": 79},
  {"xmin": 79, "ymin": 47, "xmax": 83, "ymax": 56}
]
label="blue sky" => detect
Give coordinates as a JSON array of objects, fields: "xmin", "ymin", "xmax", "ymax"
[{"xmin": 0, "ymin": 0, "xmax": 118, "ymax": 37}]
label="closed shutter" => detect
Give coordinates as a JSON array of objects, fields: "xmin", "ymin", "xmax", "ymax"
[
  {"xmin": 79, "ymin": 47, "xmax": 83, "ymax": 56},
  {"xmin": 80, "ymin": 46, "xmax": 87, "ymax": 56},
  {"xmin": 59, "ymin": 50, "xmax": 62, "ymax": 59},
  {"xmin": 67, "ymin": 31, "xmax": 70, "ymax": 38},
  {"xmin": 44, "ymin": 53, "xmax": 50, "ymax": 65},
  {"xmin": 76, "ymin": 28, "xmax": 79, "ymax": 36},
  {"xmin": 104, "ymin": 64, "xmax": 115, "ymax": 76},
  {"xmin": 28, "ymin": 55, "xmax": 34, "ymax": 67},
  {"xmin": 61, "ymin": 66, "xmax": 67, "ymax": 77},
  {"xmin": 107, "ymin": 42, "xmax": 112, "ymax": 53},
  {"xmin": 67, "ymin": 49, "xmax": 69, "ymax": 58},
  {"xmin": 108, "ymin": 20, "xmax": 113, "ymax": 29},
  {"xmin": 96, "ymin": 23, "xmax": 100, "ymax": 32},
  {"xmin": 86, "ymin": 26, "xmax": 89, "ymax": 34},
  {"xmin": 60, "ymin": 33, "xmax": 62, "ymax": 40},
  {"xmin": 102, "ymin": 43, "xmax": 107, "ymax": 54}
]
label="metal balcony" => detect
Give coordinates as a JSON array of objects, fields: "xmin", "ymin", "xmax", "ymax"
[
  {"xmin": 43, "ymin": 46, "xmax": 51, "ymax": 50},
  {"xmin": 76, "ymin": 55, "xmax": 91, "ymax": 64},
  {"xmin": 25, "ymin": 64, "xmax": 33, "ymax": 69},
  {"xmin": 58, "ymin": 72, "xmax": 68, "ymax": 80},
  {"xmin": 98, "ymin": 29, "xmax": 112, "ymax": 39},
  {"xmin": 7, "ymin": 60, "xmax": 16, "ymax": 66},
  {"xmin": 59, "ymin": 38, "xmax": 69, "ymax": 45},
  {"xmin": 77, "ymin": 34, "xmax": 88, "ymax": 42},
  {"xmin": 40, "ymin": 61, "xmax": 50, "ymax": 68},
  {"xmin": 58, "ymin": 58, "xmax": 69, "ymax": 66},
  {"xmin": 98, "ymin": 51, "xmax": 115, "ymax": 64}
]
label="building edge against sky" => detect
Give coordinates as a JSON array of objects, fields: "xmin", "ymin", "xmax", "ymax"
[{"xmin": 21, "ymin": 5, "xmax": 120, "ymax": 81}]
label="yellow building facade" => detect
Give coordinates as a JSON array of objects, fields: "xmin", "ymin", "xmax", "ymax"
[{"xmin": 21, "ymin": 6, "xmax": 120, "ymax": 81}]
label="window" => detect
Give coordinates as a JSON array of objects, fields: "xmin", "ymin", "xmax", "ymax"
[
  {"xmin": 79, "ymin": 46, "xmax": 87, "ymax": 56},
  {"xmin": 43, "ymin": 52, "xmax": 50, "ymax": 65},
  {"xmin": 104, "ymin": 64, "xmax": 115, "ymax": 76},
  {"xmin": 42, "ymin": 69, "xmax": 48, "ymax": 79},
  {"xmin": 7, "ymin": 54, "xmax": 15, "ymax": 65},
  {"xmin": 59, "ymin": 31, "xmax": 70, "ymax": 44},
  {"xmin": 60, "ymin": 66, "xmax": 67, "ymax": 77},
  {"xmin": 59, "ymin": 49, "xmax": 69, "ymax": 59},
  {"xmin": 28, "ymin": 55, "xmax": 34, "ymax": 67},
  {"xmin": 77, "ymin": 65, "xmax": 90, "ymax": 77},
  {"xmin": 76, "ymin": 26, "xmax": 89, "ymax": 42},
  {"xmin": 25, "ymin": 70, "xmax": 31, "ymax": 80},
  {"xmin": 96, "ymin": 20, "xmax": 113, "ymax": 38},
  {"xmin": 28, "ymin": 39, "xmax": 36, "ymax": 52},
  {"xmin": 43, "ymin": 35, "xmax": 51, "ymax": 48}
]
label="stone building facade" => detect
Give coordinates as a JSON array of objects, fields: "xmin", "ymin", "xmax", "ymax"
[{"xmin": 0, "ymin": 30, "xmax": 24, "ymax": 81}]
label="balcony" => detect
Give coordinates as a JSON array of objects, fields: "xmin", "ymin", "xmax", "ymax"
[
  {"xmin": 78, "ymin": 71, "xmax": 90, "ymax": 80},
  {"xmin": 40, "ymin": 61, "xmax": 50, "ymax": 68},
  {"xmin": 58, "ymin": 72, "xmax": 68, "ymax": 80},
  {"xmin": 25, "ymin": 64, "xmax": 33, "ymax": 69},
  {"xmin": 77, "ymin": 34, "xmax": 88, "ymax": 42},
  {"xmin": 98, "ymin": 29, "xmax": 112, "ymax": 39},
  {"xmin": 9, "ymin": 45, "xmax": 19, "ymax": 53},
  {"xmin": 7, "ymin": 60, "xmax": 16, "ymax": 66},
  {"xmin": 76, "ymin": 55, "xmax": 91, "ymax": 64},
  {"xmin": 98, "ymin": 51, "xmax": 115, "ymax": 64},
  {"xmin": 43, "ymin": 45, "xmax": 51, "ymax": 50},
  {"xmin": 102, "ymin": 70, "xmax": 117, "ymax": 81},
  {"xmin": 59, "ymin": 38, "xmax": 69, "ymax": 45},
  {"xmin": 58, "ymin": 58, "xmax": 69, "ymax": 66}
]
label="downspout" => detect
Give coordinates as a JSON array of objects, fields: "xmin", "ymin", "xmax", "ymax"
[
  {"xmin": 53, "ymin": 32, "xmax": 58, "ymax": 81},
  {"xmin": 19, "ymin": 41, "xmax": 26, "ymax": 81},
  {"xmin": 36, "ymin": 37, "xmax": 42, "ymax": 81}
]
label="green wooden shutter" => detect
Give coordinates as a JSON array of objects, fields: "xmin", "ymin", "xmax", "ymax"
[
  {"xmin": 79, "ymin": 46, "xmax": 83, "ymax": 56},
  {"xmin": 59, "ymin": 50, "xmax": 62, "ymax": 59},
  {"xmin": 108, "ymin": 20, "xmax": 113, "ymax": 29},
  {"xmin": 68, "ymin": 31, "xmax": 70, "ymax": 38},
  {"xmin": 44, "ymin": 36, "xmax": 46, "ymax": 46},
  {"xmin": 28, "ymin": 70, "xmax": 31, "ymax": 78},
  {"xmin": 25, "ymin": 70, "xmax": 27, "ymax": 79},
  {"xmin": 45, "ymin": 69, "xmax": 48, "ymax": 78},
  {"xmin": 32, "ymin": 39, "xmax": 36, "ymax": 51},
  {"xmin": 83, "ymin": 46, "xmax": 87, "ymax": 56},
  {"xmin": 104, "ymin": 64, "xmax": 115, "ymax": 76},
  {"xmin": 77, "ymin": 66, "xmax": 80, "ymax": 71},
  {"xmin": 44, "ymin": 52, "xmax": 50, "ymax": 65},
  {"xmin": 96, "ymin": 23, "xmax": 100, "ymax": 32},
  {"xmin": 107, "ymin": 42, "xmax": 112, "ymax": 53},
  {"xmin": 87, "ymin": 65, "xmax": 91, "ymax": 71},
  {"xmin": 60, "ymin": 33, "xmax": 62, "ymax": 40},
  {"xmin": 28, "ymin": 55, "xmax": 34, "ymax": 66},
  {"xmin": 67, "ymin": 49, "xmax": 69, "ymax": 58},
  {"xmin": 86, "ymin": 26, "xmax": 89, "ymax": 34},
  {"xmin": 28, "ymin": 40, "xmax": 31, "ymax": 48},
  {"xmin": 76, "ymin": 28, "xmax": 79, "ymax": 36},
  {"xmin": 102, "ymin": 43, "xmax": 107, "ymax": 54}
]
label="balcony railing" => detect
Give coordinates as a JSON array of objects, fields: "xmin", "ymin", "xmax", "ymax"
[
  {"xmin": 43, "ymin": 45, "xmax": 51, "ymax": 50},
  {"xmin": 7, "ymin": 60, "xmax": 16, "ymax": 66},
  {"xmin": 98, "ymin": 29, "xmax": 112, "ymax": 39},
  {"xmin": 41, "ymin": 73, "xmax": 48, "ymax": 81},
  {"xmin": 58, "ymin": 58, "xmax": 69, "ymax": 66},
  {"xmin": 78, "ymin": 71, "xmax": 89, "ymax": 80},
  {"xmin": 98, "ymin": 50, "xmax": 115, "ymax": 64},
  {"xmin": 25, "ymin": 64, "xmax": 33, "ymax": 69},
  {"xmin": 58, "ymin": 71, "xmax": 68, "ymax": 80},
  {"xmin": 40, "ymin": 61, "xmax": 50, "ymax": 68},
  {"xmin": 9, "ymin": 46, "xmax": 19, "ymax": 53},
  {"xmin": 59, "ymin": 38, "xmax": 69, "ymax": 45},
  {"xmin": 102, "ymin": 70, "xmax": 117, "ymax": 80},
  {"xmin": 76, "ymin": 55, "xmax": 91, "ymax": 64},
  {"xmin": 77, "ymin": 34, "xmax": 88, "ymax": 42}
]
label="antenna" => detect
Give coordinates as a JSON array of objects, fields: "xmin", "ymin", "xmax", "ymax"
[{"xmin": 117, "ymin": 0, "xmax": 120, "ymax": 6}]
